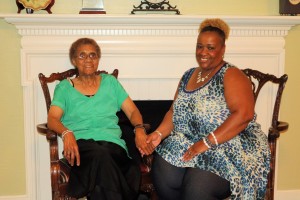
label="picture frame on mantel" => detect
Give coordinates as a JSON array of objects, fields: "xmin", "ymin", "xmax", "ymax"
[
  {"xmin": 279, "ymin": 0, "xmax": 300, "ymax": 15},
  {"xmin": 16, "ymin": 0, "xmax": 55, "ymax": 14},
  {"xmin": 79, "ymin": 0, "xmax": 106, "ymax": 14}
]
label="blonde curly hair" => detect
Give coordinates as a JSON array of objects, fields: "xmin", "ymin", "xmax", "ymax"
[{"xmin": 198, "ymin": 18, "xmax": 230, "ymax": 40}]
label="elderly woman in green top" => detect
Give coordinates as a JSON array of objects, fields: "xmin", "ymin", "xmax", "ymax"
[{"xmin": 47, "ymin": 38, "xmax": 148, "ymax": 200}]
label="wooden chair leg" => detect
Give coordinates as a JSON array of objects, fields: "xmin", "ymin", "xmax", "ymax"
[{"xmin": 150, "ymin": 190, "xmax": 158, "ymax": 200}]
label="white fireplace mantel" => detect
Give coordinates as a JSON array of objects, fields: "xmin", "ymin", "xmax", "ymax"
[
  {"xmin": 2, "ymin": 14, "xmax": 300, "ymax": 200},
  {"xmin": 2, "ymin": 15, "xmax": 300, "ymax": 87},
  {"xmin": 2, "ymin": 14, "xmax": 300, "ymax": 40}
]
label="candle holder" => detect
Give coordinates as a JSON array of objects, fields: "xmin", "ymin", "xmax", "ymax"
[{"xmin": 79, "ymin": 0, "xmax": 106, "ymax": 14}]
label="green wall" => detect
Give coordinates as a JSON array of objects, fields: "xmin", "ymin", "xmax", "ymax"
[{"xmin": 0, "ymin": 0, "xmax": 299, "ymax": 196}]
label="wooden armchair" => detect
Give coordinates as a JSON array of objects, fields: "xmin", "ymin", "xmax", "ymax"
[
  {"xmin": 36, "ymin": 68, "xmax": 155, "ymax": 200},
  {"xmin": 241, "ymin": 68, "xmax": 288, "ymax": 200}
]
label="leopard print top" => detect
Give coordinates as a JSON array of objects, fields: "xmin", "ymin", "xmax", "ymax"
[{"xmin": 155, "ymin": 62, "xmax": 270, "ymax": 199}]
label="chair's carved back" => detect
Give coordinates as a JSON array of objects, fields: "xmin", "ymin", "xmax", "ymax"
[
  {"xmin": 38, "ymin": 68, "xmax": 119, "ymax": 113},
  {"xmin": 242, "ymin": 68, "xmax": 288, "ymax": 200},
  {"xmin": 242, "ymin": 68, "xmax": 288, "ymax": 129}
]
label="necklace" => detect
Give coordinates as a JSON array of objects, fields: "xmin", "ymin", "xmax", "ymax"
[
  {"xmin": 196, "ymin": 60, "xmax": 224, "ymax": 83},
  {"xmin": 196, "ymin": 69, "xmax": 213, "ymax": 83}
]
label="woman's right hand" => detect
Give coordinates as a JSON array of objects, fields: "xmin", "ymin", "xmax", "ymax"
[
  {"xmin": 146, "ymin": 131, "xmax": 162, "ymax": 149},
  {"xmin": 136, "ymin": 131, "xmax": 162, "ymax": 156},
  {"xmin": 63, "ymin": 132, "xmax": 80, "ymax": 166}
]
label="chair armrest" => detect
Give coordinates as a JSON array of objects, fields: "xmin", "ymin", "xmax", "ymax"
[
  {"xmin": 36, "ymin": 123, "xmax": 48, "ymax": 135},
  {"xmin": 36, "ymin": 123, "xmax": 58, "ymax": 141},
  {"xmin": 268, "ymin": 121, "xmax": 289, "ymax": 141},
  {"xmin": 276, "ymin": 121, "xmax": 289, "ymax": 132}
]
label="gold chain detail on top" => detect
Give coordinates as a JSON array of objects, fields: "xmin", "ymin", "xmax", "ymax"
[
  {"xmin": 196, "ymin": 70, "xmax": 213, "ymax": 83},
  {"xmin": 196, "ymin": 60, "xmax": 225, "ymax": 83}
]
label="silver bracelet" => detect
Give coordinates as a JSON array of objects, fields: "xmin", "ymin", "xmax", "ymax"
[
  {"xmin": 210, "ymin": 132, "xmax": 218, "ymax": 145},
  {"xmin": 203, "ymin": 137, "xmax": 211, "ymax": 149},
  {"xmin": 61, "ymin": 129, "xmax": 72, "ymax": 141},
  {"xmin": 204, "ymin": 137, "xmax": 217, "ymax": 150},
  {"xmin": 154, "ymin": 130, "xmax": 163, "ymax": 139}
]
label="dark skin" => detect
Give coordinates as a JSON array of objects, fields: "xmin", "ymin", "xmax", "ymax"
[
  {"xmin": 141, "ymin": 31, "xmax": 255, "ymax": 162},
  {"xmin": 47, "ymin": 44, "xmax": 149, "ymax": 166}
]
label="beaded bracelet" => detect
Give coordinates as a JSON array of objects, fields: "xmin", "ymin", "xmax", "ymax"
[
  {"xmin": 203, "ymin": 137, "xmax": 211, "ymax": 149},
  {"xmin": 210, "ymin": 132, "xmax": 218, "ymax": 145},
  {"xmin": 154, "ymin": 130, "xmax": 163, "ymax": 139},
  {"xmin": 203, "ymin": 136, "xmax": 217, "ymax": 150},
  {"xmin": 61, "ymin": 130, "xmax": 73, "ymax": 141}
]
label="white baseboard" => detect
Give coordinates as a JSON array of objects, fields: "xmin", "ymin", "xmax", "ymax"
[
  {"xmin": 1, "ymin": 190, "xmax": 300, "ymax": 200},
  {"xmin": 276, "ymin": 190, "xmax": 300, "ymax": 200},
  {"xmin": 0, "ymin": 195, "xmax": 29, "ymax": 200}
]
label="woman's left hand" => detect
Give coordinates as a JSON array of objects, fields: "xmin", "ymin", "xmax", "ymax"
[
  {"xmin": 63, "ymin": 132, "xmax": 80, "ymax": 166},
  {"xmin": 182, "ymin": 140, "xmax": 208, "ymax": 162}
]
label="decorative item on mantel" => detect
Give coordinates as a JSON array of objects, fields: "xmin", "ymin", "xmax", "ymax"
[
  {"xmin": 279, "ymin": 0, "xmax": 300, "ymax": 15},
  {"xmin": 131, "ymin": 0, "xmax": 180, "ymax": 15},
  {"xmin": 16, "ymin": 0, "xmax": 55, "ymax": 14},
  {"xmin": 79, "ymin": 0, "xmax": 106, "ymax": 14}
]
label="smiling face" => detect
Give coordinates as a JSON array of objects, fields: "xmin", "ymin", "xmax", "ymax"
[
  {"xmin": 71, "ymin": 44, "xmax": 100, "ymax": 77},
  {"xmin": 196, "ymin": 31, "xmax": 225, "ymax": 71}
]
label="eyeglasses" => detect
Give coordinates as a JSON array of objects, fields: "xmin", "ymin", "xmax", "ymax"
[{"xmin": 76, "ymin": 52, "xmax": 99, "ymax": 60}]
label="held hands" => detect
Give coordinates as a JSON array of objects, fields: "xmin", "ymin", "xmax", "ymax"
[
  {"xmin": 146, "ymin": 131, "xmax": 162, "ymax": 149},
  {"xmin": 135, "ymin": 128, "xmax": 155, "ymax": 156},
  {"xmin": 135, "ymin": 130, "xmax": 162, "ymax": 156},
  {"xmin": 63, "ymin": 131, "xmax": 80, "ymax": 166}
]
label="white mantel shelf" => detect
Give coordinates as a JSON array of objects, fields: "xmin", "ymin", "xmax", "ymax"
[
  {"xmin": 2, "ymin": 14, "xmax": 300, "ymax": 25},
  {"xmin": 2, "ymin": 14, "xmax": 300, "ymax": 37}
]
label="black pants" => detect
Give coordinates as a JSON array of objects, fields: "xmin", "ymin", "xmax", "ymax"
[
  {"xmin": 67, "ymin": 139, "xmax": 140, "ymax": 200},
  {"xmin": 152, "ymin": 154, "xmax": 231, "ymax": 200}
]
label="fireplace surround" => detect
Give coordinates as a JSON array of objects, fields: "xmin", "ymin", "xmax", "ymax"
[{"xmin": 2, "ymin": 14, "xmax": 300, "ymax": 199}]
